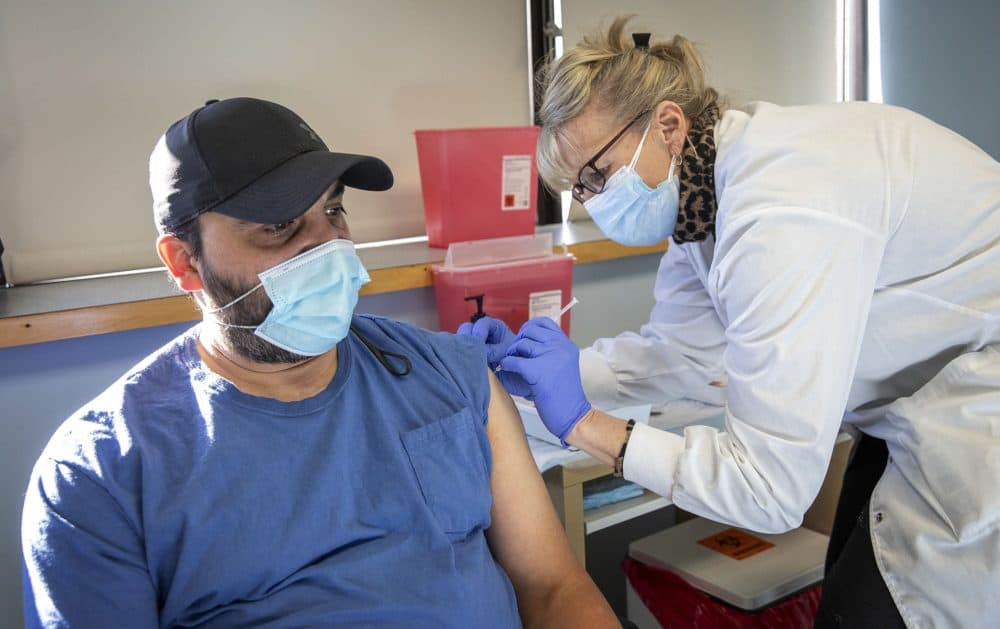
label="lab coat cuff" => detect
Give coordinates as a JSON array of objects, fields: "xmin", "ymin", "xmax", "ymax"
[
  {"xmin": 579, "ymin": 348, "xmax": 619, "ymax": 408},
  {"xmin": 623, "ymin": 422, "xmax": 684, "ymax": 500}
]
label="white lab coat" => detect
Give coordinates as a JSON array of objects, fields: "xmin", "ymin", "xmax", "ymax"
[{"xmin": 581, "ymin": 101, "xmax": 1000, "ymax": 628}]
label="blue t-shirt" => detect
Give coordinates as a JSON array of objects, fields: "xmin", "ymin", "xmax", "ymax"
[{"xmin": 22, "ymin": 315, "xmax": 521, "ymax": 628}]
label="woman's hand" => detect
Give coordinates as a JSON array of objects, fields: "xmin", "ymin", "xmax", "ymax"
[
  {"xmin": 457, "ymin": 317, "xmax": 516, "ymax": 371},
  {"xmin": 497, "ymin": 317, "xmax": 592, "ymax": 446}
]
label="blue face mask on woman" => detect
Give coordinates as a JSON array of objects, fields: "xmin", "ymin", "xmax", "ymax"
[
  {"xmin": 207, "ymin": 238, "xmax": 370, "ymax": 356},
  {"xmin": 583, "ymin": 121, "xmax": 680, "ymax": 246}
]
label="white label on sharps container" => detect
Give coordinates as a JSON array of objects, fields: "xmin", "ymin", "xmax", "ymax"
[
  {"xmin": 529, "ymin": 290, "xmax": 563, "ymax": 322},
  {"xmin": 501, "ymin": 155, "xmax": 532, "ymax": 211}
]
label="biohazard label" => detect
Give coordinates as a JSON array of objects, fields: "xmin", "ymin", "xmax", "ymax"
[
  {"xmin": 529, "ymin": 290, "xmax": 563, "ymax": 322},
  {"xmin": 697, "ymin": 528, "xmax": 775, "ymax": 560},
  {"xmin": 501, "ymin": 155, "xmax": 532, "ymax": 211}
]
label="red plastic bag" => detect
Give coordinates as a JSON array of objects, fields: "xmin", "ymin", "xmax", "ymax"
[{"xmin": 623, "ymin": 557, "xmax": 822, "ymax": 628}]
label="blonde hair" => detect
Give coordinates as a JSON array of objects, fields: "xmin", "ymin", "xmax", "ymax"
[{"xmin": 536, "ymin": 16, "xmax": 720, "ymax": 191}]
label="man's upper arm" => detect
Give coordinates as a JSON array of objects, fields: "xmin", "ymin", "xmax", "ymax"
[
  {"xmin": 22, "ymin": 459, "xmax": 158, "ymax": 628},
  {"xmin": 482, "ymin": 371, "xmax": 578, "ymax": 582},
  {"xmin": 483, "ymin": 370, "xmax": 618, "ymax": 628}
]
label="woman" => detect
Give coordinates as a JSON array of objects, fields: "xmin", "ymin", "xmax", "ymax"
[{"xmin": 460, "ymin": 17, "xmax": 999, "ymax": 628}]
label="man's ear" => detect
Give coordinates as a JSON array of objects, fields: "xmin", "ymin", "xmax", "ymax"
[
  {"xmin": 156, "ymin": 234, "xmax": 204, "ymax": 292},
  {"xmin": 652, "ymin": 100, "xmax": 689, "ymax": 157}
]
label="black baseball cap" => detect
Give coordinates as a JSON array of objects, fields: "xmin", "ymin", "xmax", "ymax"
[{"xmin": 150, "ymin": 97, "xmax": 393, "ymax": 234}]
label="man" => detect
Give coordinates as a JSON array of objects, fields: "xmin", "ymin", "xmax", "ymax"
[{"xmin": 21, "ymin": 97, "xmax": 619, "ymax": 628}]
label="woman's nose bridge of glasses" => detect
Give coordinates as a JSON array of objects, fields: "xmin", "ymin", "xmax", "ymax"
[
  {"xmin": 572, "ymin": 110, "xmax": 648, "ymax": 199},
  {"xmin": 572, "ymin": 182, "xmax": 600, "ymax": 204}
]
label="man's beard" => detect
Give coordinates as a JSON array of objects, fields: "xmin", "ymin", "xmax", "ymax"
[{"xmin": 198, "ymin": 258, "xmax": 309, "ymax": 364}]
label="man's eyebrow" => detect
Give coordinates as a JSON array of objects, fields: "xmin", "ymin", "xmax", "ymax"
[{"xmin": 329, "ymin": 181, "xmax": 345, "ymax": 199}]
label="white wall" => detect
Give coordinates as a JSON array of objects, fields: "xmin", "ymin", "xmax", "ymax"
[
  {"xmin": 561, "ymin": 0, "xmax": 838, "ymax": 105},
  {"xmin": 558, "ymin": 0, "xmax": 838, "ymax": 220},
  {"xmin": 0, "ymin": 1, "xmax": 530, "ymax": 283}
]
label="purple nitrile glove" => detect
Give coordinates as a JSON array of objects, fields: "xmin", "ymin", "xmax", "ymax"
[
  {"xmin": 497, "ymin": 317, "xmax": 592, "ymax": 446},
  {"xmin": 456, "ymin": 316, "xmax": 516, "ymax": 370}
]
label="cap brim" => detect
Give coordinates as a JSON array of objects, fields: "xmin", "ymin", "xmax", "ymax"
[{"xmin": 210, "ymin": 150, "xmax": 393, "ymax": 225}]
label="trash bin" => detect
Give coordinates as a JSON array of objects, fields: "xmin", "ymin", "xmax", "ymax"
[
  {"xmin": 431, "ymin": 233, "xmax": 573, "ymax": 334},
  {"xmin": 625, "ymin": 517, "xmax": 827, "ymax": 628},
  {"xmin": 415, "ymin": 126, "xmax": 540, "ymax": 248}
]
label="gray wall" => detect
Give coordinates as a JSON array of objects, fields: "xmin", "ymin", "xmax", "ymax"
[
  {"xmin": 0, "ymin": 254, "xmax": 659, "ymax": 626},
  {"xmin": 880, "ymin": 0, "xmax": 1000, "ymax": 159}
]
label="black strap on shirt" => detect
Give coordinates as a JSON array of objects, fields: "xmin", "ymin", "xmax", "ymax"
[{"xmin": 349, "ymin": 325, "xmax": 412, "ymax": 377}]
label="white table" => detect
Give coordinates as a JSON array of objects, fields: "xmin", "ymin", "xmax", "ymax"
[
  {"xmin": 530, "ymin": 400, "xmax": 727, "ymax": 564},
  {"xmin": 532, "ymin": 402, "xmax": 854, "ymax": 566}
]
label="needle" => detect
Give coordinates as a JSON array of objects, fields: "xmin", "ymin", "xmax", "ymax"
[
  {"xmin": 555, "ymin": 296, "xmax": 579, "ymax": 320},
  {"xmin": 494, "ymin": 297, "xmax": 579, "ymax": 374}
]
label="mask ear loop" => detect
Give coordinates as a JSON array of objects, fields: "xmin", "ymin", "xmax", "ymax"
[
  {"xmin": 214, "ymin": 321, "xmax": 258, "ymax": 330},
  {"xmin": 201, "ymin": 282, "xmax": 266, "ymax": 329},
  {"xmin": 628, "ymin": 121, "xmax": 652, "ymax": 170},
  {"xmin": 202, "ymin": 282, "xmax": 263, "ymax": 314}
]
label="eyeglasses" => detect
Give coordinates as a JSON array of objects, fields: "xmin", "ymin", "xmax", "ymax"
[{"xmin": 571, "ymin": 111, "xmax": 648, "ymax": 203}]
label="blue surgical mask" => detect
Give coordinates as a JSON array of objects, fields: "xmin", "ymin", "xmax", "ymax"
[
  {"xmin": 583, "ymin": 122, "xmax": 680, "ymax": 246},
  {"xmin": 207, "ymin": 239, "xmax": 370, "ymax": 356}
]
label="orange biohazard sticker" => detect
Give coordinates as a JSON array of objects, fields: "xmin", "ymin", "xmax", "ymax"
[{"xmin": 698, "ymin": 528, "xmax": 775, "ymax": 560}]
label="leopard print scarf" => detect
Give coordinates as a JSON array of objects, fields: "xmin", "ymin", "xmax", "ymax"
[{"xmin": 672, "ymin": 104, "xmax": 722, "ymax": 244}]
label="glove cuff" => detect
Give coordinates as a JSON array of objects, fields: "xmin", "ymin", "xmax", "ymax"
[{"xmin": 558, "ymin": 401, "xmax": 593, "ymax": 448}]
